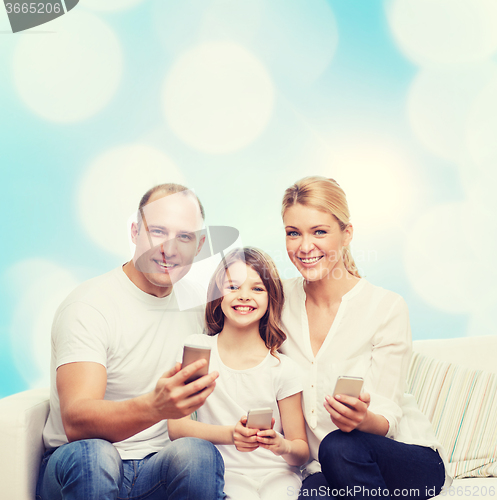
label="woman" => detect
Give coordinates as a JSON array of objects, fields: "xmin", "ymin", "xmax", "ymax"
[{"xmin": 279, "ymin": 176, "xmax": 450, "ymax": 500}]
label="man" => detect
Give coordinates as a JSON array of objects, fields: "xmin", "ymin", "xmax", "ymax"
[{"xmin": 36, "ymin": 184, "xmax": 225, "ymax": 500}]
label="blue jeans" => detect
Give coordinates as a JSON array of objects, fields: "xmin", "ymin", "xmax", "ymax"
[
  {"xmin": 36, "ymin": 437, "xmax": 225, "ymax": 500},
  {"xmin": 298, "ymin": 430, "xmax": 445, "ymax": 500}
]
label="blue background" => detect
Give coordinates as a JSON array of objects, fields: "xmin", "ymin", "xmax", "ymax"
[{"xmin": 1, "ymin": 0, "xmax": 496, "ymax": 397}]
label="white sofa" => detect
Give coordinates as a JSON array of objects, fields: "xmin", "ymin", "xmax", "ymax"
[{"xmin": 1, "ymin": 335, "xmax": 496, "ymax": 499}]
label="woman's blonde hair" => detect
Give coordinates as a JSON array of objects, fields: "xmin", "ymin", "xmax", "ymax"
[
  {"xmin": 281, "ymin": 176, "xmax": 361, "ymax": 278},
  {"xmin": 205, "ymin": 247, "xmax": 286, "ymax": 357}
]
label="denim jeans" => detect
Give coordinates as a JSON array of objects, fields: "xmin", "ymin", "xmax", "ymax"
[
  {"xmin": 36, "ymin": 437, "xmax": 225, "ymax": 500},
  {"xmin": 298, "ymin": 430, "xmax": 445, "ymax": 500}
]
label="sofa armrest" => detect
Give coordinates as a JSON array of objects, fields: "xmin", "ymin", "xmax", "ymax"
[{"xmin": 0, "ymin": 388, "xmax": 50, "ymax": 500}]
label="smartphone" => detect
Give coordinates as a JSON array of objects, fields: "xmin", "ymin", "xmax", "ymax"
[
  {"xmin": 182, "ymin": 344, "xmax": 211, "ymax": 384},
  {"xmin": 246, "ymin": 407, "xmax": 273, "ymax": 430},
  {"xmin": 333, "ymin": 376, "xmax": 364, "ymax": 409}
]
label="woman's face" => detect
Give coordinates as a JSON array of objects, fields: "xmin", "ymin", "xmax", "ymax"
[{"xmin": 283, "ymin": 203, "xmax": 352, "ymax": 282}]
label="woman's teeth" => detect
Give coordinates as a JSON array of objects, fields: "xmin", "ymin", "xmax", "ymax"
[{"xmin": 300, "ymin": 256, "xmax": 322, "ymax": 264}]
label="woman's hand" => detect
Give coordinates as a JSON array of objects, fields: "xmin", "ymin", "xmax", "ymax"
[
  {"xmin": 324, "ymin": 392, "xmax": 370, "ymax": 433},
  {"xmin": 233, "ymin": 416, "xmax": 259, "ymax": 452}
]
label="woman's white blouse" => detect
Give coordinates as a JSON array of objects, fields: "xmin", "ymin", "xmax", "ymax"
[{"xmin": 280, "ymin": 277, "xmax": 449, "ymax": 483}]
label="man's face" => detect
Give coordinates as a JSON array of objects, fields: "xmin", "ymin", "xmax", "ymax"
[{"xmin": 131, "ymin": 191, "xmax": 205, "ymax": 293}]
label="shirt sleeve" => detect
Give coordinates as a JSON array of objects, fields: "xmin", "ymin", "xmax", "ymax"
[
  {"xmin": 53, "ymin": 301, "xmax": 110, "ymax": 369},
  {"xmin": 276, "ymin": 355, "xmax": 304, "ymax": 401},
  {"xmin": 367, "ymin": 296, "xmax": 412, "ymax": 439}
]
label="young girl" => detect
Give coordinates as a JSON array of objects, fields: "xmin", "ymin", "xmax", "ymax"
[{"xmin": 168, "ymin": 247, "xmax": 309, "ymax": 500}]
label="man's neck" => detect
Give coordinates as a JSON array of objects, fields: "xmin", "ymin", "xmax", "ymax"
[{"xmin": 122, "ymin": 261, "xmax": 173, "ymax": 298}]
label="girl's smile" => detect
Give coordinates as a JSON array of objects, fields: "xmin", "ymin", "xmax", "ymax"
[{"xmin": 221, "ymin": 261, "xmax": 268, "ymax": 328}]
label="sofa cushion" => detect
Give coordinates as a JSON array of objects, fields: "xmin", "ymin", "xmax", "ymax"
[{"xmin": 408, "ymin": 352, "xmax": 497, "ymax": 479}]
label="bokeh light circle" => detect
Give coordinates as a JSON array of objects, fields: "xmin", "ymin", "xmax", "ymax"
[
  {"xmin": 13, "ymin": 10, "xmax": 122, "ymax": 122},
  {"xmin": 404, "ymin": 203, "xmax": 495, "ymax": 314},
  {"xmin": 163, "ymin": 42, "xmax": 274, "ymax": 154},
  {"xmin": 78, "ymin": 144, "xmax": 186, "ymax": 259},
  {"xmin": 80, "ymin": 0, "xmax": 145, "ymax": 11},
  {"xmin": 387, "ymin": 0, "xmax": 497, "ymax": 66},
  {"xmin": 8, "ymin": 260, "xmax": 80, "ymax": 388},
  {"xmin": 407, "ymin": 64, "xmax": 497, "ymax": 162}
]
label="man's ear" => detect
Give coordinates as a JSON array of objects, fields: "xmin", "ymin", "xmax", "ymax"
[
  {"xmin": 131, "ymin": 222, "xmax": 139, "ymax": 245},
  {"xmin": 196, "ymin": 234, "xmax": 206, "ymax": 256}
]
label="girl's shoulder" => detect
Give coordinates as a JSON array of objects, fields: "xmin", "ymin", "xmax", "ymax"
[
  {"xmin": 270, "ymin": 351, "xmax": 303, "ymax": 375},
  {"xmin": 183, "ymin": 332, "xmax": 217, "ymax": 348}
]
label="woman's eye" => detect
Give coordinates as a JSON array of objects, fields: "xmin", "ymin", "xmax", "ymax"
[
  {"xmin": 315, "ymin": 230, "xmax": 327, "ymax": 235},
  {"xmin": 286, "ymin": 231, "xmax": 299, "ymax": 237}
]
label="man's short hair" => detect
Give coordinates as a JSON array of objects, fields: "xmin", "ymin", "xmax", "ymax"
[{"xmin": 137, "ymin": 183, "xmax": 205, "ymax": 230}]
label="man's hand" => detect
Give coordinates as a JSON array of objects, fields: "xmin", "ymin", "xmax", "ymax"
[
  {"xmin": 148, "ymin": 360, "xmax": 218, "ymax": 420},
  {"xmin": 233, "ymin": 417, "xmax": 259, "ymax": 452},
  {"xmin": 57, "ymin": 360, "xmax": 218, "ymax": 444}
]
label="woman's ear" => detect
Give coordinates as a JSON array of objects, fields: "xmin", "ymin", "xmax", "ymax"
[{"xmin": 343, "ymin": 224, "xmax": 353, "ymax": 247}]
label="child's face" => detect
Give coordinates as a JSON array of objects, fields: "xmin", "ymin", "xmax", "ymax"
[{"xmin": 220, "ymin": 261, "xmax": 269, "ymax": 329}]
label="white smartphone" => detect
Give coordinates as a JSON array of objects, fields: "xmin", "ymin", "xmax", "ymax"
[
  {"xmin": 182, "ymin": 344, "xmax": 211, "ymax": 384},
  {"xmin": 333, "ymin": 376, "xmax": 364, "ymax": 408},
  {"xmin": 246, "ymin": 407, "xmax": 273, "ymax": 430}
]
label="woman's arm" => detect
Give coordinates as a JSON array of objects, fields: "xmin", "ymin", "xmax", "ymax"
[
  {"xmin": 255, "ymin": 393, "xmax": 309, "ymax": 466},
  {"xmin": 323, "ymin": 296, "xmax": 411, "ymax": 437},
  {"xmin": 323, "ymin": 392, "xmax": 389, "ymax": 436}
]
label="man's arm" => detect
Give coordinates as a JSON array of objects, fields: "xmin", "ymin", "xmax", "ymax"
[{"xmin": 58, "ymin": 360, "xmax": 218, "ymax": 443}]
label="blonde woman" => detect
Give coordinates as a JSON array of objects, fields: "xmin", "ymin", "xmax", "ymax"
[{"xmin": 280, "ymin": 177, "xmax": 450, "ymax": 500}]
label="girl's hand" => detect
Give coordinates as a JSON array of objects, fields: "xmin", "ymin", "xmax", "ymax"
[
  {"xmin": 256, "ymin": 418, "xmax": 289, "ymax": 456},
  {"xmin": 233, "ymin": 416, "xmax": 259, "ymax": 452},
  {"xmin": 324, "ymin": 392, "xmax": 371, "ymax": 433}
]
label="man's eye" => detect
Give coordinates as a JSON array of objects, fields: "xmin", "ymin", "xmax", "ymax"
[
  {"xmin": 178, "ymin": 234, "xmax": 193, "ymax": 241},
  {"xmin": 150, "ymin": 229, "xmax": 165, "ymax": 236}
]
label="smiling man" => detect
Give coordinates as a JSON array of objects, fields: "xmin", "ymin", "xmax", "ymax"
[{"xmin": 36, "ymin": 184, "xmax": 225, "ymax": 500}]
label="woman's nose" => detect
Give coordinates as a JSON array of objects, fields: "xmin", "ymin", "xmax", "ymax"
[{"xmin": 300, "ymin": 235, "xmax": 315, "ymax": 253}]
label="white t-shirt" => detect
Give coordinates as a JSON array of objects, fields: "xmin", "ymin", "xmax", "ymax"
[
  {"xmin": 280, "ymin": 277, "xmax": 451, "ymax": 487},
  {"xmin": 43, "ymin": 267, "xmax": 204, "ymax": 460},
  {"xmin": 178, "ymin": 333, "xmax": 303, "ymax": 477}
]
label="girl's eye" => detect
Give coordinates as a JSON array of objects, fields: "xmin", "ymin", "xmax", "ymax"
[
  {"xmin": 253, "ymin": 287, "xmax": 266, "ymax": 292},
  {"xmin": 226, "ymin": 284, "xmax": 238, "ymax": 291},
  {"xmin": 286, "ymin": 231, "xmax": 299, "ymax": 237}
]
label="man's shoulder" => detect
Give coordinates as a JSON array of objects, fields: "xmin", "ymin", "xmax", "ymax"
[{"xmin": 58, "ymin": 267, "xmax": 123, "ymax": 313}]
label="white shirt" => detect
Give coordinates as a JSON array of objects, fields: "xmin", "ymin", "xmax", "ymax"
[
  {"xmin": 43, "ymin": 267, "xmax": 204, "ymax": 460},
  {"xmin": 178, "ymin": 333, "xmax": 303, "ymax": 477},
  {"xmin": 280, "ymin": 277, "xmax": 450, "ymax": 486}
]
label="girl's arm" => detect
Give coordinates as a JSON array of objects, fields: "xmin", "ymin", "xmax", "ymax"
[
  {"xmin": 168, "ymin": 415, "xmax": 234, "ymax": 444},
  {"xmin": 168, "ymin": 414, "xmax": 261, "ymax": 451},
  {"xmin": 255, "ymin": 393, "xmax": 309, "ymax": 466}
]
